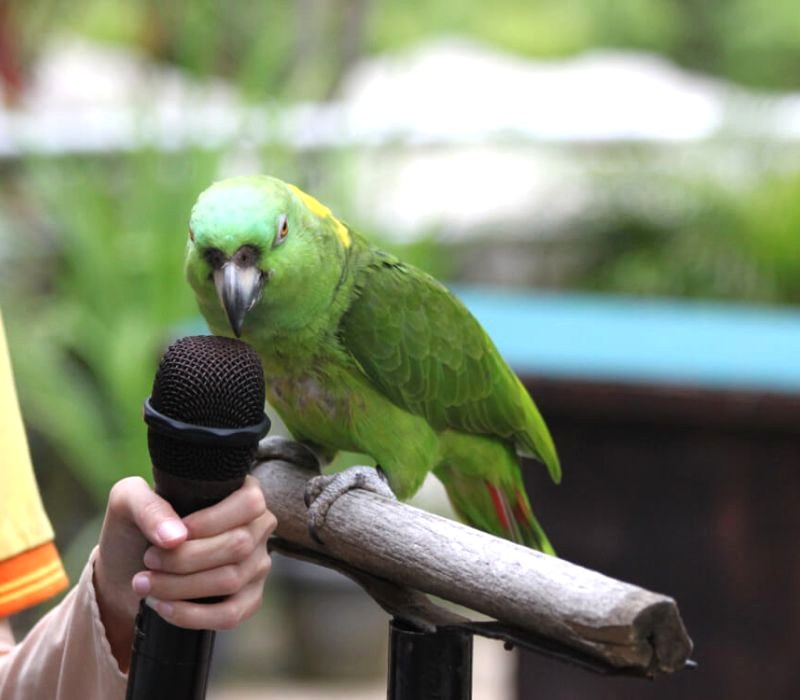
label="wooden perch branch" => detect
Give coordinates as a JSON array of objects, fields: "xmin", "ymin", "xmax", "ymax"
[{"xmin": 252, "ymin": 455, "xmax": 693, "ymax": 677}]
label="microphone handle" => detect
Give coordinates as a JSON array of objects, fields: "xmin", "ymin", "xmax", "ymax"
[
  {"xmin": 126, "ymin": 469, "xmax": 246, "ymax": 700},
  {"xmin": 126, "ymin": 609, "xmax": 215, "ymax": 700}
]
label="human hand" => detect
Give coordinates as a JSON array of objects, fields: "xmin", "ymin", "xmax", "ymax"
[{"xmin": 93, "ymin": 475, "xmax": 275, "ymax": 671}]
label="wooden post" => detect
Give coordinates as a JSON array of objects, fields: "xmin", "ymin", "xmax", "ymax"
[{"xmin": 252, "ymin": 455, "xmax": 693, "ymax": 677}]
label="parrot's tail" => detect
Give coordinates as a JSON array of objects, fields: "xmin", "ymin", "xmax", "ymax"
[{"xmin": 436, "ymin": 464, "xmax": 555, "ymax": 555}]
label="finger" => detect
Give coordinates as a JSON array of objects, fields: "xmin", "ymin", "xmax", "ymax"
[
  {"xmin": 145, "ymin": 579, "xmax": 265, "ymax": 631},
  {"xmin": 107, "ymin": 476, "xmax": 187, "ymax": 548},
  {"xmin": 135, "ymin": 549, "xmax": 271, "ymax": 602},
  {"xmin": 182, "ymin": 476, "xmax": 268, "ymax": 539},
  {"xmin": 144, "ymin": 511, "xmax": 274, "ymax": 574}
]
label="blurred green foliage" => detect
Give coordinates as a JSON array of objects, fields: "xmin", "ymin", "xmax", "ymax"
[
  {"xmin": 9, "ymin": 0, "xmax": 800, "ymax": 100},
  {"xmin": 576, "ymin": 169, "xmax": 800, "ymax": 304},
  {"xmin": 109, "ymin": 0, "xmax": 800, "ymax": 92},
  {"xmin": 1, "ymin": 151, "xmax": 220, "ymax": 505}
]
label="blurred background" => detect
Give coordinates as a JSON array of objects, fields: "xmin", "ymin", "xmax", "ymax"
[{"xmin": 1, "ymin": 1, "xmax": 799, "ymax": 698}]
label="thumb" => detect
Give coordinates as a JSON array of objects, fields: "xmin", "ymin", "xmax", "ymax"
[{"xmin": 110, "ymin": 476, "xmax": 188, "ymax": 549}]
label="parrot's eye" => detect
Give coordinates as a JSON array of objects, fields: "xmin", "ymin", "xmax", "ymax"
[{"xmin": 274, "ymin": 214, "xmax": 289, "ymax": 247}]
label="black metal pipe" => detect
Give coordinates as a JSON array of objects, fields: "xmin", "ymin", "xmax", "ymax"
[{"xmin": 388, "ymin": 618, "xmax": 473, "ymax": 700}]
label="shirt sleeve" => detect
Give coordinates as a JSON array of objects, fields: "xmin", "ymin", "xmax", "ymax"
[
  {"xmin": 0, "ymin": 547, "xmax": 128, "ymax": 699},
  {"xmin": 0, "ymin": 310, "xmax": 68, "ymax": 616}
]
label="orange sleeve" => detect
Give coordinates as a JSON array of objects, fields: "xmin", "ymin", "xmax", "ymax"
[
  {"xmin": 0, "ymin": 543, "xmax": 67, "ymax": 618},
  {"xmin": 0, "ymin": 311, "xmax": 68, "ymax": 617}
]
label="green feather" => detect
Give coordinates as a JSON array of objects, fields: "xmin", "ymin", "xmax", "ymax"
[{"xmin": 341, "ymin": 254, "xmax": 561, "ymax": 483}]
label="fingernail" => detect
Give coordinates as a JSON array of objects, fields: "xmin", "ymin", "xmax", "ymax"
[
  {"xmin": 156, "ymin": 519, "xmax": 186, "ymax": 545},
  {"xmin": 143, "ymin": 549, "xmax": 161, "ymax": 570},
  {"xmin": 132, "ymin": 573, "xmax": 151, "ymax": 596},
  {"xmin": 145, "ymin": 596, "xmax": 174, "ymax": 620}
]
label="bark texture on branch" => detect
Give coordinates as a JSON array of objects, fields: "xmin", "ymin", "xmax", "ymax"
[{"xmin": 252, "ymin": 457, "xmax": 693, "ymax": 676}]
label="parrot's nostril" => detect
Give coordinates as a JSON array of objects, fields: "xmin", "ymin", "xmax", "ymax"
[
  {"xmin": 234, "ymin": 245, "xmax": 261, "ymax": 268},
  {"xmin": 203, "ymin": 247, "xmax": 226, "ymax": 270}
]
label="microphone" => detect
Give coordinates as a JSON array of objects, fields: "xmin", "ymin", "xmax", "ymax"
[{"xmin": 126, "ymin": 335, "xmax": 270, "ymax": 700}]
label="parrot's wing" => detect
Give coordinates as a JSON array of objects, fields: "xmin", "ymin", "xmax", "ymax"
[{"xmin": 340, "ymin": 253, "xmax": 560, "ymax": 483}]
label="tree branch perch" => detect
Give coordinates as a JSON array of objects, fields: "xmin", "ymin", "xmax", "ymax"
[{"xmin": 252, "ymin": 455, "xmax": 693, "ymax": 677}]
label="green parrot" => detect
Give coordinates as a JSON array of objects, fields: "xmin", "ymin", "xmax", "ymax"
[{"xmin": 185, "ymin": 175, "xmax": 561, "ymax": 552}]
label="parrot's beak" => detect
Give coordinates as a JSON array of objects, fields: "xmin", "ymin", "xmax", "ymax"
[{"xmin": 213, "ymin": 262, "xmax": 264, "ymax": 337}]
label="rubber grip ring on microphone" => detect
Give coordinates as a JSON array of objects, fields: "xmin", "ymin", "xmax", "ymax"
[{"xmin": 143, "ymin": 397, "xmax": 270, "ymax": 447}]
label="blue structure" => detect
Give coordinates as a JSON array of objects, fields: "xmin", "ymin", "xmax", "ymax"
[{"xmin": 455, "ymin": 287, "xmax": 800, "ymax": 395}]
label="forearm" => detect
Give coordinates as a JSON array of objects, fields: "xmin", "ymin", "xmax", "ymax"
[{"xmin": 0, "ymin": 548, "xmax": 127, "ymax": 700}]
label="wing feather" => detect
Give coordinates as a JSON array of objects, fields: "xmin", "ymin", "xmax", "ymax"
[{"xmin": 340, "ymin": 252, "xmax": 560, "ymax": 482}]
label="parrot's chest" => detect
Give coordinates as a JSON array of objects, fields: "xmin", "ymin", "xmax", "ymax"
[{"xmin": 265, "ymin": 365, "xmax": 363, "ymax": 450}]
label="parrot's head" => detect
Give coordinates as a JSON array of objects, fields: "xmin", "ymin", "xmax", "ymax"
[{"xmin": 186, "ymin": 175, "xmax": 352, "ymax": 339}]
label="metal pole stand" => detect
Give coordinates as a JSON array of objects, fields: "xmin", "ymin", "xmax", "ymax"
[
  {"xmin": 386, "ymin": 615, "xmax": 699, "ymax": 700},
  {"xmin": 388, "ymin": 618, "xmax": 473, "ymax": 700}
]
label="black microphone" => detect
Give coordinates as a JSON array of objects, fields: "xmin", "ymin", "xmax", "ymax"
[{"xmin": 126, "ymin": 335, "xmax": 269, "ymax": 700}]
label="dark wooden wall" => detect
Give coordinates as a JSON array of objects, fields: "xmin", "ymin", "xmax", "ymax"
[{"xmin": 517, "ymin": 377, "xmax": 800, "ymax": 700}]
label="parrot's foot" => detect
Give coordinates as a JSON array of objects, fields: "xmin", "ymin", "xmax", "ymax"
[
  {"xmin": 256, "ymin": 436, "xmax": 321, "ymax": 472},
  {"xmin": 304, "ymin": 466, "xmax": 396, "ymax": 544}
]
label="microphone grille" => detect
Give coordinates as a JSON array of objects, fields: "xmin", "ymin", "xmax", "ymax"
[
  {"xmin": 150, "ymin": 335, "xmax": 265, "ymax": 427},
  {"xmin": 148, "ymin": 335, "xmax": 266, "ymax": 481}
]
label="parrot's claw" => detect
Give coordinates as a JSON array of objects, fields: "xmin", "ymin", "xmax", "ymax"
[
  {"xmin": 305, "ymin": 465, "xmax": 396, "ymax": 544},
  {"xmin": 256, "ymin": 436, "xmax": 320, "ymax": 472}
]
